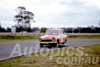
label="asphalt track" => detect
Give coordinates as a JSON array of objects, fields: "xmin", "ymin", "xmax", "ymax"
[{"xmin": 0, "ymin": 39, "xmax": 100, "ymax": 61}]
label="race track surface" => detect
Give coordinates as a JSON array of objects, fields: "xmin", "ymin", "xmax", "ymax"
[{"xmin": 0, "ymin": 39, "xmax": 100, "ymax": 61}]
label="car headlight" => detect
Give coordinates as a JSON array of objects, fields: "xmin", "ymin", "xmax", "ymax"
[
  {"xmin": 38, "ymin": 38, "xmax": 41, "ymax": 40},
  {"xmin": 52, "ymin": 37, "xmax": 55, "ymax": 40}
]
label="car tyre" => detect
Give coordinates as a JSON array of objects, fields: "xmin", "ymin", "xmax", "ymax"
[
  {"xmin": 40, "ymin": 44, "xmax": 43, "ymax": 48},
  {"xmin": 63, "ymin": 39, "xmax": 67, "ymax": 46},
  {"xmin": 56, "ymin": 40, "xmax": 59, "ymax": 47}
]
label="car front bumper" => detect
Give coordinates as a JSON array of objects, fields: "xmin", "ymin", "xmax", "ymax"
[{"xmin": 38, "ymin": 42, "xmax": 57, "ymax": 44}]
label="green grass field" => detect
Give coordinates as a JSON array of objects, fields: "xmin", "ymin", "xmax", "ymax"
[
  {"xmin": 0, "ymin": 33, "xmax": 41, "ymax": 42},
  {"xmin": 0, "ymin": 44, "xmax": 100, "ymax": 67},
  {"xmin": 0, "ymin": 33, "xmax": 100, "ymax": 42}
]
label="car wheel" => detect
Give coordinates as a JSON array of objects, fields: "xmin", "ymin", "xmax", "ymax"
[
  {"xmin": 56, "ymin": 40, "xmax": 59, "ymax": 47},
  {"xmin": 64, "ymin": 39, "xmax": 67, "ymax": 46},
  {"xmin": 40, "ymin": 44, "xmax": 43, "ymax": 48}
]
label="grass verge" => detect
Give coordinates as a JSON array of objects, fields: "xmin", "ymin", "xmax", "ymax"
[
  {"xmin": 66, "ymin": 33, "xmax": 100, "ymax": 39},
  {"xmin": 0, "ymin": 33, "xmax": 40, "ymax": 42},
  {"xmin": 0, "ymin": 33, "xmax": 100, "ymax": 42},
  {"xmin": 0, "ymin": 44, "xmax": 100, "ymax": 67}
]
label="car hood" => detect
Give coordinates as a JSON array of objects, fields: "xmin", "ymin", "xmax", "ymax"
[{"xmin": 40, "ymin": 35, "xmax": 57, "ymax": 39}]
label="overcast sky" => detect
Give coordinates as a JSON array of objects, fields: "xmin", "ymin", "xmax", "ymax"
[{"xmin": 0, "ymin": 0, "xmax": 100, "ymax": 28}]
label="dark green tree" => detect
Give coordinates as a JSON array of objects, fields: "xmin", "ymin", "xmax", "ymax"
[
  {"xmin": 14, "ymin": 6, "xmax": 35, "ymax": 33},
  {"xmin": 40, "ymin": 27, "xmax": 48, "ymax": 33}
]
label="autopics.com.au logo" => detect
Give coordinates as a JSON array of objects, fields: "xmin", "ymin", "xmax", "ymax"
[
  {"xmin": 34, "ymin": 45, "xmax": 99, "ymax": 65},
  {"xmin": 49, "ymin": 47, "xmax": 99, "ymax": 65},
  {"xmin": 10, "ymin": 43, "xmax": 99, "ymax": 65}
]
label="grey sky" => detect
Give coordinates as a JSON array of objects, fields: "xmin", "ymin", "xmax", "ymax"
[{"xmin": 0, "ymin": 0, "xmax": 100, "ymax": 28}]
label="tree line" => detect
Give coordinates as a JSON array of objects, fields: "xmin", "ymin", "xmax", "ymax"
[
  {"xmin": 41, "ymin": 27, "xmax": 100, "ymax": 33},
  {"xmin": 62, "ymin": 27, "xmax": 100, "ymax": 33},
  {"xmin": 0, "ymin": 25, "xmax": 100, "ymax": 33}
]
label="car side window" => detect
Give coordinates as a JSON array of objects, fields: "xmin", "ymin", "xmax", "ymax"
[
  {"xmin": 58, "ymin": 31, "xmax": 61, "ymax": 35},
  {"xmin": 59, "ymin": 31, "xmax": 62, "ymax": 35},
  {"xmin": 60, "ymin": 31, "xmax": 63, "ymax": 35},
  {"xmin": 58, "ymin": 30, "xmax": 63, "ymax": 35}
]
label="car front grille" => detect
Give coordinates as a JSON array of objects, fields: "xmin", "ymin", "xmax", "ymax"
[{"xmin": 41, "ymin": 39, "xmax": 52, "ymax": 42}]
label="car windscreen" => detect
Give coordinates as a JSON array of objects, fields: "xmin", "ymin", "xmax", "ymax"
[{"xmin": 45, "ymin": 30, "xmax": 58, "ymax": 35}]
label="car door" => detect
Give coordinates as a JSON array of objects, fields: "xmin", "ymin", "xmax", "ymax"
[{"xmin": 59, "ymin": 30, "xmax": 64, "ymax": 43}]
